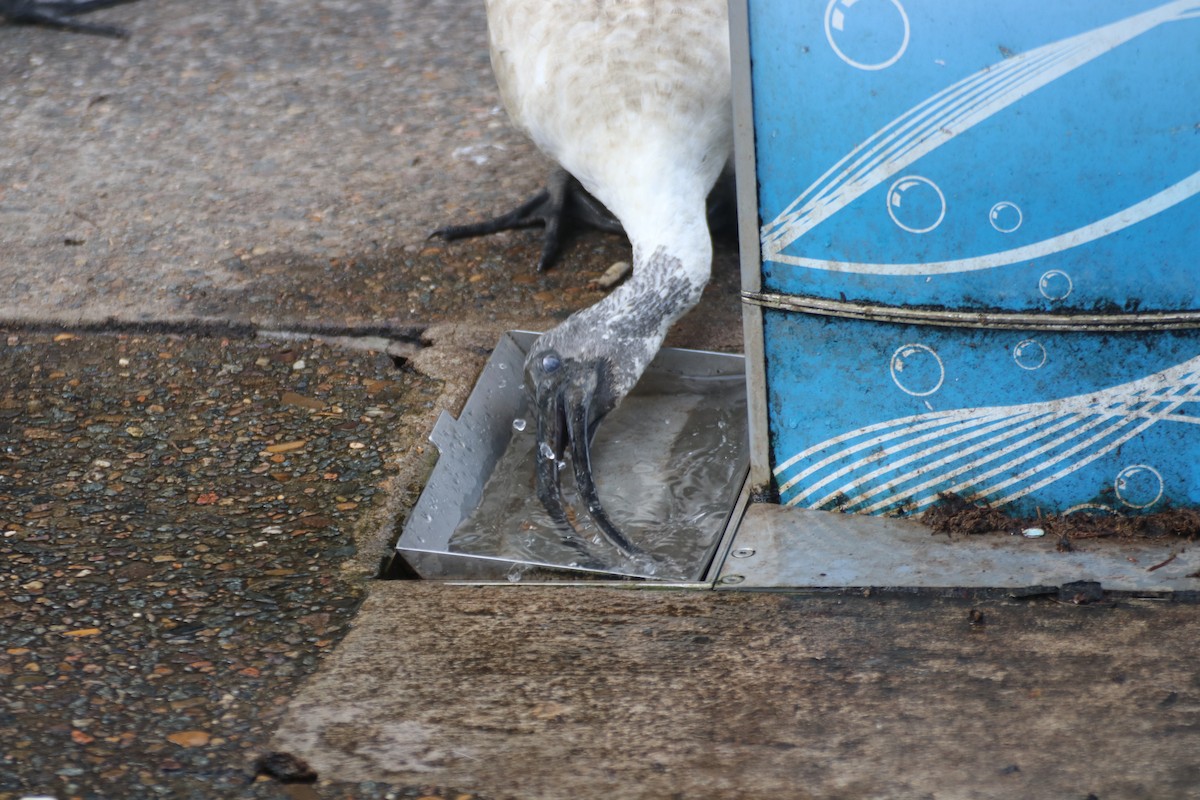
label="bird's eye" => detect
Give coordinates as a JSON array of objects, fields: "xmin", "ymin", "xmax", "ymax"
[{"xmin": 541, "ymin": 353, "xmax": 562, "ymax": 373}]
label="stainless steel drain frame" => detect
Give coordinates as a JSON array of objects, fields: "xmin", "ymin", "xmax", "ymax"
[{"xmin": 395, "ymin": 331, "xmax": 750, "ymax": 586}]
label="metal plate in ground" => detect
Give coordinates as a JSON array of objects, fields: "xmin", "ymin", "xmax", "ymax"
[
  {"xmin": 397, "ymin": 331, "xmax": 748, "ymax": 582},
  {"xmin": 717, "ymin": 504, "xmax": 1200, "ymax": 592}
]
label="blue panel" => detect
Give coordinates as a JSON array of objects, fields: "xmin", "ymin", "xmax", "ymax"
[
  {"xmin": 763, "ymin": 310, "xmax": 1200, "ymax": 516},
  {"xmin": 748, "ymin": 0, "xmax": 1200, "ymax": 312}
]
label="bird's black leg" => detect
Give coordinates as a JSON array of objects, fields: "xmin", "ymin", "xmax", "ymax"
[
  {"xmin": 705, "ymin": 167, "xmax": 739, "ymax": 243},
  {"xmin": 431, "ymin": 168, "xmax": 623, "ymax": 272},
  {"xmin": 0, "ymin": 0, "xmax": 141, "ymax": 37}
]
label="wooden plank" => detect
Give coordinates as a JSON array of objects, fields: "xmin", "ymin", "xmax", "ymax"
[{"xmin": 273, "ymin": 583, "xmax": 1200, "ymax": 799}]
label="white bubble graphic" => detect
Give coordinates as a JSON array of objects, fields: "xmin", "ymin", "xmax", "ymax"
[
  {"xmin": 824, "ymin": 0, "xmax": 911, "ymax": 71},
  {"xmin": 890, "ymin": 343, "xmax": 944, "ymax": 397},
  {"xmin": 1012, "ymin": 339, "xmax": 1047, "ymax": 371},
  {"xmin": 989, "ymin": 201, "xmax": 1023, "ymax": 233},
  {"xmin": 886, "ymin": 176, "xmax": 946, "ymax": 234},
  {"xmin": 1038, "ymin": 270, "xmax": 1073, "ymax": 301},
  {"xmin": 1115, "ymin": 464, "xmax": 1163, "ymax": 509}
]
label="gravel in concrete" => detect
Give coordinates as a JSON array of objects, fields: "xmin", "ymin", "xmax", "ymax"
[{"xmin": 0, "ymin": 330, "xmax": 485, "ymax": 798}]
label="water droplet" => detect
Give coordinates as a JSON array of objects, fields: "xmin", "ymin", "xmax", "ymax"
[
  {"xmin": 539, "ymin": 442, "xmax": 556, "ymax": 461},
  {"xmin": 506, "ymin": 564, "xmax": 525, "ymax": 583},
  {"xmin": 889, "ymin": 343, "xmax": 944, "ymax": 396},
  {"xmin": 512, "ymin": 418, "xmax": 527, "ymax": 432},
  {"xmin": 886, "ymin": 175, "xmax": 946, "ymax": 233},
  {"xmin": 423, "ymin": 513, "xmax": 432, "ymax": 523},
  {"xmin": 1012, "ymin": 339, "xmax": 1047, "ymax": 371},
  {"xmin": 497, "ymin": 362, "xmax": 507, "ymax": 370},
  {"xmin": 1038, "ymin": 270, "xmax": 1073, "ymax": 301},
  {"xmin": 989, "ymin": 201, "xmax": 1023, "ymax": 233},
  {"xmin": 824, "ymin": 0, "xmax": 910, "ymax": 71},
  {"xmin": 1115, "ymin": 464, "xmax": 1163, "ymax": 509}
]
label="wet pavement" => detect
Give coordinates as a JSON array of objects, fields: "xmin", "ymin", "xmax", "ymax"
[{"xmin": 0, "ymin": 0, "xmax": 741, "ymax": 346}]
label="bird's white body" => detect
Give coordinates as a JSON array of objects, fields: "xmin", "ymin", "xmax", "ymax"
[{"xmin": 487, "ymin": 0, "xmax": 734, "ymax": 399}]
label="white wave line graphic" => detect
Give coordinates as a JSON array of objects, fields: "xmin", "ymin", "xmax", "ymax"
[
  {"xmin": 761, "ymin": 1, "xmax": 1199, "ymax": 264},
  {"xmin": 855, "ymin": 394, "xmax": 1179, "ymax": 514},
  {"xmin": 785, "ymin": 408, "xmax": 1053, "ymax": 503},
  {"xmin": 776, "ymin": 354, "xmax": 1200, "ymax": 512},
  {"xmin": 762, "ymin": 44, "xmax": 1080, "ymax": 254},
  {"xmin": 800, "ymin": 408, "xmax": 1090, "ymax": 511},
  {"xmin": 984, "ymin": 383, "xmax": 1200, "ymax": 508},
  {"xmin": 867, "ymin": 392, "xmax": 1200, "ymax": 514},
  {"xmin": 827, "ymin": 376, "xmax": 1200, "ymax": 511},
  {"xmin": 766, "ymin": 171, "xmax": 1200, "ymax": 276},
  {"xmin": 772, "ymin": 410, "xmax": 961, "ymax": 477},
  {"xmin": 775, "ymin": 409, "xmax": 1032, "ymax": 495},
  {"xmin": 774, "ymin": 375, "xmax": 1200, "ymax": 490}
]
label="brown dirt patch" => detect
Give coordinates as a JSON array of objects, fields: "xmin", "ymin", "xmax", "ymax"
[{"xmin": 924, "ymin": 493, "xmax": 1200, "ymax": 542}]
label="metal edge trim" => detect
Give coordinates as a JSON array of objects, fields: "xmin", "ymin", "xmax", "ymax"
[
  {"xmin": 729, "ymin": 0, "xmax": 774, "ymax": 492},
  {"xmin": 743, "ymin": 291, "xmax": 1200, "ymax": 331},
  {"xmin": 702, "ymin": 472, "xmax": 753, "ymax": 586}
]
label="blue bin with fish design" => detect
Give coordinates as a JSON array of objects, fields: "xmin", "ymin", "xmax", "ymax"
[{"xmin": 733, "ymin": 0, "xmax": 1200, "ymax": 516}]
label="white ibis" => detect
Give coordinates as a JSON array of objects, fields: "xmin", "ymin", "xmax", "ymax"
[{"xmin": 439, "ymin": 0, "xmax": 734, "ymax": 560}]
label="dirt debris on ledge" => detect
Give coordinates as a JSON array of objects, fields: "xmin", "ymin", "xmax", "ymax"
[{"xmin": 923, "ymin": 492, "xmax": 1200, "ymax": 542}]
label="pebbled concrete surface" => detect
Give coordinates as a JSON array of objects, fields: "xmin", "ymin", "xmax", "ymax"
[{"xmin": 0, "ymin": 331, "xmax": 449, "ymax": 799}]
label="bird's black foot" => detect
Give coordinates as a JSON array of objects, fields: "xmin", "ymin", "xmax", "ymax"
[
  {"xmin": 431, "ymin": 168, "xmax": 623, "ymax": 273},
  {"xmin": 0, "ymin": 0, "xmax": 140, "ymax": 36}
]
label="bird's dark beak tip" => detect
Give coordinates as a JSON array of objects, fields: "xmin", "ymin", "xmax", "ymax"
[{"xmin": 529, "ymin": 356, "xmax": 642, "ymax": 562}]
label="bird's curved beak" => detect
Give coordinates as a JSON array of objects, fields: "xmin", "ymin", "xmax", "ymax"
[{"xmin": 528, "ymin": 352, "xmax": 643, "ymax": 561}]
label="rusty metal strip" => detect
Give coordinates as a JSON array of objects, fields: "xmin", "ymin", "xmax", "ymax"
[{"xmin": 742, "ymin": 292, "xmax": 1200, "ymax": 332}]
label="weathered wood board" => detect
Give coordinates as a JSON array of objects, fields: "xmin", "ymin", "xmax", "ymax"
[{"xmin": 274, "ymin": 583, "xmax": 1200, "ymax": 799}]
